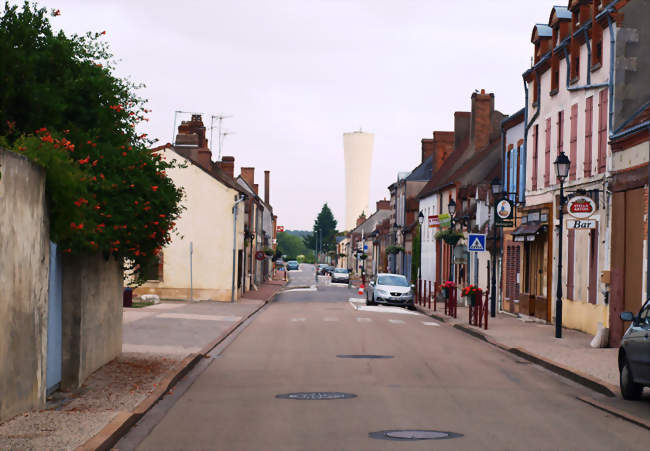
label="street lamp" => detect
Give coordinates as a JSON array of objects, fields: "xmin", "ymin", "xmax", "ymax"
[
  {"xmin": 448, "ymin": 198, "xmax": 456, "ymax": 218},
  {"xmin": 490, "ymin": 177, "xmax": 504, "ymax": 317},
  {"xmin": 447, "ymin": 198, "xmax": 457, "ymax": 281},
  {"xmin": 391, "ymin": 222, "xmax": 398, "ymax": 273},
  {"xmin": 554, "ymin": 151, "xmax": 571, "ymax": 338},
  {"xmin": 418, "ymin": 211, "xmax": 425, "ymax": 225}
]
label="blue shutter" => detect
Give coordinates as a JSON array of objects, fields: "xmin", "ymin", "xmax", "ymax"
[
  {"xmin": 510, "ymin": 147, "xmax": 517, "ymax": 202},
  {"xmin": 518, "ymin": 144, "xmax": 526, "ymax": 204}
]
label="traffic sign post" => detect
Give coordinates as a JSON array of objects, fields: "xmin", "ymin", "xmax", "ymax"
[{"xmin": 468, "ymin": 234, "xmax": 487, "ymax": 252}]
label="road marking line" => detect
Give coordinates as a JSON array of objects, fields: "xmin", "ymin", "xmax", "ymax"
[
  {"xmin": 283, "ymin": 286, "xmax": 317, "ymax": 292},
  {"xmin": 422, "ymin": 321, "xmax": 440, "ymax": 327},
  {"xmin": 388, "ymin": 319, "xmax": 405, "ymax": 324},
  {"xmin": 290, "ymin": 318, "xmax": 306, "ymax": 322},
  {"xmin": 157, "ymin": 313, "xmax": 241, "ymax": 322},
  {"xmin": 356, "ymin": 317, "xmax": 372, "ymax": 323},
  {"xmin": 354, "ymin": 305, "xmax": 421, "ymax": 315},
  {"xmin": 323, "ymin": 317, "xmax": 339, "ymax": 322}
]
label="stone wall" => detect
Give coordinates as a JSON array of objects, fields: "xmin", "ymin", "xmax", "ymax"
[
  {"xmin": 0, "ymin": 149, "xmax": 50, "ymax": 421},
  {"xmin": 61, "ymin": 253, "xmax": 123, "ymax": 390}
]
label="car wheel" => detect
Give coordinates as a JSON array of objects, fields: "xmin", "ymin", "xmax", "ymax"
[{"xmin": 620, "ymin": 356, "xmax": 643, "ymax": 400}]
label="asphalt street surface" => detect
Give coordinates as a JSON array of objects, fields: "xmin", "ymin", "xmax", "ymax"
[{"xmin": 121, "ymin": 264, "xmax": 649, "ymax": 450}]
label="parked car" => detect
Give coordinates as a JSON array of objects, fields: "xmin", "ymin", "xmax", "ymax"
[
  {"xmin": 286, "ymin": 260, "xmax": 299, "ymax": 271},
  {"xmin": 366, "ymin": 273, "xmax": 414, "ymax": 309},
  {"xmin": 318, "ymin": 264, "xmax": 329, "ymax": 275},
  {"xmin": 331, "ymin": 268, "xmax": 349, "ymax": 284},
  {"xmin": 618, "ymin": 299, "xmax": 650, "ymax": 400}
]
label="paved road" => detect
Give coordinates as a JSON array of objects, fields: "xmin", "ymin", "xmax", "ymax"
[{"xmin": 121, "ymin": 273, "xmax": 648, "ymax": 450}]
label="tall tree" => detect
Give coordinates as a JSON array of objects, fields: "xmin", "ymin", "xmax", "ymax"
[{"xmin": 303, "ymin": 203, "xmax": 338, "ymax": 255}]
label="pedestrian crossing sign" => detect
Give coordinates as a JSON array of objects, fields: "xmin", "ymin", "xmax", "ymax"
[{"xmin": 468, "ymin": 234, "xmax": 486, "ymax": 252}]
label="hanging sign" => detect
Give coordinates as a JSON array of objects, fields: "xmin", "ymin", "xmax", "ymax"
[
  {"xmin": 428, "ymin": 215, "xmax": 439, "ymax": 229},
  {"xmin": 468, "ymin": 234, "xmax": 487, "ymax": 252},
  {"xmin": 567, "ymin": 196, "xmax": 596, "ymax": 219},
  {"xmin": 495, "ymin": 199, "xmax": 514, "ymax": 227},
  {"xmin": 438, "ymin": 213, "xmax": 451, "ymax": 229},
  {"xmin": 276, "ymin": 225, "xmax": 285, "ymax": 232},
  {"xmin": 567, "ymin": 219, "xmax": 597, "ymax": 229}
]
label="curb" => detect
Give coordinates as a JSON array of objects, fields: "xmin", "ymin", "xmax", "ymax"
[
  {"xmin": 575, "ymin": 396, "xmax": 650, "ymax": 430},
  {"xmin": 77, "ymin": 286, "xmax": 283, "ymax": 451},
  {"xmin": 451, "ymin": 322, "xmax": 618, "ymax": 398}
]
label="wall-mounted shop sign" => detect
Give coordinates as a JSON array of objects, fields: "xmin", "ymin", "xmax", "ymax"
[
  {"xmin": 567, "ymin": 196, "xmax": 597, "ymax": 219},
  {"xmin": 567, "ymin": 219, "xmax": 597, "ymax": 229},
  {"xmin": 495, "ymin": 198, "xmax": 514, "ymax": 227},
  {"xmin": 439, "ymin": 213, "xmax": 451, "ymax": 229},
  {"xmin": 428, "ymin": 215, "xmax": 439, "ymax": 229}
]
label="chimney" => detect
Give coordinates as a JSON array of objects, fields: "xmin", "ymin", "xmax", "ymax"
[
  {"xmin": 454, "ymin": 111, "xmax": 471, "ymax": 150},
  {"xmin": 197, "ymin": 149, "xmax": 212, "ymax": 170},
  {"xmin": 432, "ymin": 131, "xmax": 455, "ymax": 173},
  {"xmin": 421, "ymin": 138, "xmax": 434, "ymax": 163},
  {"xmin": 264, "ymin": 170, "xmax": 270, "ymax": 205},
  {"xmin": 253, "ymin": 184, "xmax": 259, "ymax": 196},
  {"xmin": 470, "ymin": 89, "xmax": 494, "ymax": 151},
  {"xmin": 219, "ymin": 156, "xmax": 235, "ymax": 179},
  {"xmin": 175, "ymin": 114, "xmax": 207, "ymax": 148},
  {"xmin": 240, "ymin": 167, "xmax": 255, "ymax": 187},
  {"xmin": 356, "ymin": 213, "xmax": 366, "ymax": 227},
  {"xmin": 376, "ymin": 199, "xmax": 390, "ymax": 211}
]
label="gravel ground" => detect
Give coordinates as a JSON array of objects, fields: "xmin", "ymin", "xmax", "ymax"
[{"xmin": 0, "ymin": 352, "xmax": 182, "ymax": 451}]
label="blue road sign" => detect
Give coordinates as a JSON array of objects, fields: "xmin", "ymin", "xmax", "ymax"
[
  {"xmin": 364, "ymin": 244, "xmax": 368, "ymax": 251},
  {"xmin": 468, "ymin": 234, "xmax": 486, "ymax": 252}
]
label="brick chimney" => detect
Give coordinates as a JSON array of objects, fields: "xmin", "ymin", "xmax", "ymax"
[
  {"xmin": 376, "ymin": 199, "xmax": 390, "ymax": 211},
  {"xmin": 432, "ymin": 131, "xmax": 455, "ymax": 173},
  {"xmin": 356, "ymin": 212, "xmax": 367, "ymax": 227},
  {"xmin": 264, "ymin": 170, "xmax": 270, "ymax": 205},
  {"xmin": 470, "ymin": 89, "xmax": 494, "ymax": 151},
  {"xmin": 240, "ymin": 167, "xmax": 255, "ymax": 187},
  {"xmin": 421, "ymin": 138, "xmax": 434, "ymax": 163},
  {"xmin": 454, "ymin": 111, "xmax": 471, "ymax": 150},
  {"xmin": 197, "ymin": 149, "xmax": 212, "ymax": 169},
  {"xmin": 253, "ymin": 184, "xmax": 259, "ymax": 196},
  {"xmin": 175, "ymin": 114, "xmax": 207, "ymax": 148},
  {"xmin": 219, "ymin": 156, "xmax": 235, "ymax": 179}
]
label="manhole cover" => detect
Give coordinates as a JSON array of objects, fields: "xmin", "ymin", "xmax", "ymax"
[
  {"xmin": 369, "ymin": 430, "xmax": 462, "ymax": 441},
  {"xmin": 336, "ymin": 354, "xmax": 394, "ymax": 359},
  {"xmin": 275, "ymin": 392, "xmax": 357, "ymax": 400}
]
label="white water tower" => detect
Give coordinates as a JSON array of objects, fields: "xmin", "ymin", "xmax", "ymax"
[{"xmin": 343, "ymin": 131, "xmax": 374, "ymax": 231}]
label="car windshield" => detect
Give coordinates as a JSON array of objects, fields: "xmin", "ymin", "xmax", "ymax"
[
  {"xmin": 334, "ymin": 268, "xmax": 348, "ymax": 273},
  {"xmin": 288, "ymin": 261, "xmax": 297, "ymax": 264},
  {"xmin": 377, "ymin": 275, "xmax": 409, "ymax": 287}
]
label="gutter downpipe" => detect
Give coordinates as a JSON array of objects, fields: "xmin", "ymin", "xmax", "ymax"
[
  {"xmin": 607, "ymin": 14, "xmax": 615, "ymax": 136},
  {"xmin": 232, "ymin": 194, "xmax": 246, "ymax": 303}
]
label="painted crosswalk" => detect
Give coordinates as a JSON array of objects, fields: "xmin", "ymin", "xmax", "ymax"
[
  {"xmin": 388, "ymin": 319, "xmax": 405, "ymax": 324},
  {"xmin": 422, "ymin": 321, "xmax": 440, "ymax": 327},
  {"xmin": 287, "ymin": 316, "xmax": 442, "ymax": 328},
  {"xmin": 356, "ymin": 317, "xmax": 372, "ymax": 323}
]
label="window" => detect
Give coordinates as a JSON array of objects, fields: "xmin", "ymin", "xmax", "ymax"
[
  {"xmin": 551, "ymin": 53, "xmax": 560, "ymax": 93},
  {"xmin": 592, "ymin": 23, "xmax": 604, "ymax": 69},
  {"xmin": 143, "ymin": 253, "xmax": 164, "ymax": 281}
]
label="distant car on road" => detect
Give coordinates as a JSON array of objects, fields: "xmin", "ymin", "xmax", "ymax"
[
  {"xmin": 286, "ymin": 260, "xmax": 299, "ymax": 271},
  {"xmin": 325, "ymin": 265, "xmax": 335, "ymax": 275},
  {"xmin": 331, "ymin": 268, "xmax": 349, "ymax": 284},
  {"xmin": 318, "ymin": 264, "xmax": 329, "ymax": 275},
  {"xmin": 618, "ymin": 298, "xmax": 650, "ymax": 400},
  {"xmin": 366, "ymin": 273, "xmax": 414, "ymax": 309}
]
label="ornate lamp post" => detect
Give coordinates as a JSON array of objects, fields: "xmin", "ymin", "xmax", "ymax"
[
  {"xmin": 490, "ymin": 177, "xmax": 504, "ymax": 317},
  {"xmin": 553, "ymin": 151, "xmax": 571, "ymax": 338},
  {"xmin": 448, "ymin": 198, "xmax": 457, "ymax": 281},
  {"xmin": 391, "ymin": 222, "xmax": 398, "ymax": 273}
]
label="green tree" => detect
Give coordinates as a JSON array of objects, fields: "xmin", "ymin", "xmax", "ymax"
[
  {"xmin": 276, "ymin": 231, "xmax": 308, "ymax": 260},
  {"xmin": 411, "ymin": 224, "xmax": 421, "ymax": 283},
  {"xmin": 303, "ymin": 203, "xmax": 338, "ymax": 256},
  {"xmin": 0, "ymin": 2, "xmax": 184, "ymax": 284}
]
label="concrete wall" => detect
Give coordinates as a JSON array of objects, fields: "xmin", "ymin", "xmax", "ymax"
[
  {"xmin": 343, "ymin": 131, "xmax": 374, "ymax": 231},
  {"xmin": 0, "ymin": 149, "xmax": 50, "ymax": 421},
  {"xmin": 137, "ymin": 148, "xmax": 245, "ymax": 301},
  {"xmin": 61, "ymin": 253, "xmax": 122, "ymax": 390}
]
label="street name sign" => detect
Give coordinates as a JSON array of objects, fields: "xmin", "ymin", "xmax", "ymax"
[{"xmin": 468, "ymin": 234, "xmax": 487, "ymax": 252}]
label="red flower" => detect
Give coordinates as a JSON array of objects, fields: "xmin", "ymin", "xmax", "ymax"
[{"xmin": 151, "ymin": 186, "xmax": 158, "ymax": 191}]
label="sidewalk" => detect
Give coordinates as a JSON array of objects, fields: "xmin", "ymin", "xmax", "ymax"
[
  {"xmin": 415, "ymin": 302, "xmax": 650, "ymax": 426},
  {"xmin": 0, "ymin": 279, "xmax": 285, "ymax": 451}
]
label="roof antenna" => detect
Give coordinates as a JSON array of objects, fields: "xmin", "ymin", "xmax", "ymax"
[{"xmin": 209, "ymin": 114, "xmax": 233, "ymax": 160}]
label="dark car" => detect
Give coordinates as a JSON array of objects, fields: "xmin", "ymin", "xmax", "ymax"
[
  {"xmin": 618, "ymin": 299, "xmax": 650, "ymax": 400},
  {"xmin": 318, "ymin": 264, "xmax": 329, "ymax": 275},
  {"xmin": 286, "ymin": 260, "xmax": 299, "ymax": 271}
]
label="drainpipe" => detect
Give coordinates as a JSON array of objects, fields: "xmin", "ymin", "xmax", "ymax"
[
  {"xmin": 232, "ymin": 194, "xmax": 247, "ymax": 303},
  {"xmin": 607, "ymin": 14, "xmax": 615, "ymax": 136}
]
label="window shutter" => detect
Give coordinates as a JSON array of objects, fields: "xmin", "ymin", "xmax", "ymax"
[
  {"xmin": 532, "ymin": 125, "xmax": 538, "ymax": 190},
  {"xmin": 544, "ymin": 118, "xmax": 551, "ymax": 186},
  {"xmin": 518, "ymin": 144, "xmax": 526, "ymax": 204},
  {"xmin": 597, "ymin": 88, "xmax": 608, "ymax": 173},
  {"xmin": 570, "ymin": 103, "xmax": 578, "ymax": 181},
  {"xmin": 584, "ymin": 96, "xmax": 593, "ymax": 177}
]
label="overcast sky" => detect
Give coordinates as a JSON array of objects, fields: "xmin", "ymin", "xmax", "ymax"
[{"xmin": 23, "ymin": 0, "xmax": 560, "ymax": 230}]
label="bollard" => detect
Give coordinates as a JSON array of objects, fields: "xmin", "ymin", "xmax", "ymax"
[{"xmin": 428, "ymin": 280, "xmax": 431, "ymax": 309}]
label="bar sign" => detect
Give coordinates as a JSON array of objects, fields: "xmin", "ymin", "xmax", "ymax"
[{"xmin": 567, "ymin": 219, "xmax": 597, "ymax": 229}]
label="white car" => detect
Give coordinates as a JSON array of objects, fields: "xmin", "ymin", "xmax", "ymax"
[
  {"xmin": 331, "ymin": 268, "xmax": 349, "ymax": 284},
  {"xmin": 366, "ymin": 273, "xmax": 414, "ymax": 309}
]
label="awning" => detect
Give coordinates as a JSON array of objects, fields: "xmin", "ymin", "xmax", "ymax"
[{"xmin": 511, "ymin": 222, "xmax": 547, "ymax": 242}]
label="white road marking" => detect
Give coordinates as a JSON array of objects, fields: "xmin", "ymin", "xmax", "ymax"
[
  {"xmin": 356, "ymin": 306, "xmax": 421, "ymax": 315},
  {"xmin": 157, "ymin": 313, "xmax": 241, "ymax": 322},
  {"xmin": 422, "ymin": 321, "xmax": 440, "ymax": 327},
  {"xmin": 323, "ymin": 317, "xmax": 339, "ymax": 322},
  {"xmin": 330, "ymin": 283, "xmax": 350, "ymax": 287},
  {"xmin": 290, "ymin": 317, "xmax": 306, "ymax": 322},
  {"xmin": 356, "ymin": 317, "xmax": 372, "ymax": 323},
  {"xmin": 283, "ymin": 286, "xmax": 317, "ymax": 292},
  {"xmin": 388, "ymin": 319, "xmax": 405, "ymax": 324},
  {"xmin": 142, "ymin": 303, "xmax": 185, "ymax": 310}
]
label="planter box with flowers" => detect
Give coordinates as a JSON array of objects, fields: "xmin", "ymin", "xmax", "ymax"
[
  {"xmin": 440, "ymin": 280, "xmax": 456, "ymax": 300},
  {"xmin": 462, "ymin": 285, "xmax": 483, "ymax": 306}
]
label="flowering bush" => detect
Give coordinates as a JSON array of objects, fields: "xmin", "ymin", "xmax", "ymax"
[{"xmin": 0, "ymin": 3, "xmax": 184, "ymax": 284}]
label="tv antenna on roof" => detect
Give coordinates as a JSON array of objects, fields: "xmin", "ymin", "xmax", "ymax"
[
  {"xmin": 209, "ymin": 114, "xmax": 233, "ymax": 160},
  {"xmin": 220, "ymin": 131, "xmax": 235, "ymax": 157}
]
